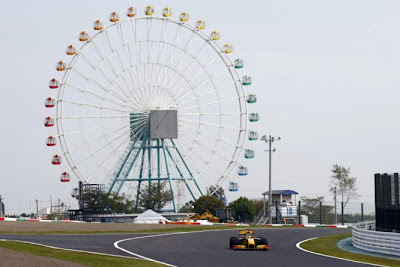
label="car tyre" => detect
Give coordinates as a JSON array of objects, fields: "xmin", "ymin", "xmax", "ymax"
[
  {"xmin": 230, "ymin": 237, "xmax": 239, "ymax": 248},
  {"xmin": 260, "ymin": 237, "xmax": 268, "ymax": 245}
]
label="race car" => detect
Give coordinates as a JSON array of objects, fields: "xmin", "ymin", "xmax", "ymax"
[{"xmin": 229, "ymin": 229, "xmax": 269, "ymax": 251}]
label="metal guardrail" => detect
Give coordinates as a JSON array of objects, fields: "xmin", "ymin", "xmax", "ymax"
[{"xmin": 352, "ymin": 221, "xmax": 400, "ymax": 257}]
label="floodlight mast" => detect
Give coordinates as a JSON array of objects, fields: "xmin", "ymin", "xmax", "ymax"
[{"xmin": 261, "ymin": 135, "xmax": 281, "ymax": 224}]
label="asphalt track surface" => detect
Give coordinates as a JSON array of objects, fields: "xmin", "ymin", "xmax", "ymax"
[{"xmin": 0, "ymin": 228, "xmax": 373, "ymax": 267}]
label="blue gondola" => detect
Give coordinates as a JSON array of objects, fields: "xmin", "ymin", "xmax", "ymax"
[
  {"xmin": 71, "ymin": 187, "xmax": 79, "ymax": 198},
  {"xmin": 229, "ymin": 182, "xmax": 239, "ymax": 192},
  {"xmin": 238, "ymin": 166, "xmax": 248, "ymax": 176}
]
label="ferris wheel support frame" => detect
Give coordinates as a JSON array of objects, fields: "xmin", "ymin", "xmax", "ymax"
[{"xmin": 108, "ymin": 125, "xmax": 203, "ymax": 212}]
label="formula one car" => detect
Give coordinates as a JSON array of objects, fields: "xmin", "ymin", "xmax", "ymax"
[{"xmin": 229, "ymin": 229, "xmax": 269, "ymax": 251}]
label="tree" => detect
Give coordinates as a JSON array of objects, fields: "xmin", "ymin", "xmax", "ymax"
[
  {"xmin": 80, "ymin": 191, "xmax": 136, "ymax": 214},
  {"xmin": 138, "ymin": 181, "xmax": 173, "ymax": 212},
  {"xmin": 106, "ymin": 192, "xmax": 136, "ymax": 213},
  {"xmin": 300, "ymin": 196, "xmax": 334, "ymax": 224},
  {"xmin": 329, "ymin": 164, "xmax": 358, "ymax": 208},
  {"xmin": 207, "ymin": 185, "xmax": 227, "ymax": 205},
  {"xmin": 192, "ymin": 195, "xmax": 224, "ymax": 215},
  {"xmin": 179, "ymin": 202, "xmax": 194, "ymax": 213},
  {"xmin": 252, "ymin": 198, "xmax": 265, "ymax": 216},
  {"xmin": 229, "ymin": 197, "xmax": 256, "ymax": 223}
]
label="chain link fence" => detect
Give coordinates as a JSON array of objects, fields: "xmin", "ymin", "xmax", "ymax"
[{"xmin": 299, "ymin": 200, "xmax": 375, "ymax": 225}]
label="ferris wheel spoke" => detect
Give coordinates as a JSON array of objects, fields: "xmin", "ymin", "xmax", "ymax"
[
  {"xmin": 60, "ymin": 115, "xmax": 130, "ymax": 119},
  {"xmin": 78, "ymin": 48, "xmax": 132, "ymax": 99},
  {"xmin": 61, "ymin": 121, "xmax": 124, "ymax": 137},
  {"xmin": 179, "ymin": 131, "xmax": 237, "ymax": 164},
  {"xmin": 69, "ymin": 69, "xmax": 137, "ymax": 109},
  {"xmin": 179, "ymin": 96, "xmax": 241, "ymax": 111},
  {"xmin": 180, "ymin": 112, "xmax": 242, "ymax": 116},
  {"xmin": 174, "ymin": 138, "xmax": 214, "ymax": 186},
  {"xmin": 180, "ymin": 122, "xmax": 242, "ymax": 149},
  {"xmin": 131, "ymin": 20, "xmax": 149, "ymax": 94},
  {"xmin": 64, "ymin": 82, "xmax": 136, "ymax": 110},
  {"xmin": 72, "ymin": 131, "xmax": 130, "ymax": 173},
  {"xmin": 176, "ymin": 80, "xmax": 236, "ymax": 107},
  {"xmin": 166, "ymin": 41, "xmax": 215, "ymax": 97},
  {"xmin": 146, "ymin": 18, "xmax": 155, "ymax": 84},
  {"xmin": 103, "ymin": 31, "xmax": 135, "ymax": 94},
  {"xmin": 150, "ymin": 20, "xmax": 169, "ymax": 86},
  {"xmin": 155, "ymin": 22, "xmax": 184, "ymax": 88},
  {"xmin": 173, "ymin": 66, "xmax": 228, "ymax": 105},
  {"xmin": 116, "ymin": 24, "xmax": 139, "ymax": 90},
  {"xmin": 67, "ymin": 123, "xmax": 128, "ymax": 154},
  {"xmin": 177, "ymin": 135, "xmax": 230, "ymax": 184},
  {"xmin": 116, "ymin": 24, "xmax": 145, "ymax": 100},
  {"xmin": 61, "ymin": 99, "xmax": 132, "ymax": 113},
  {"xmin": 163, "ymin": 31, "xmax": 197, "ymax": 89},
  {"xmin": 85, "ymin": 135, "xmax": 133, "ymax": 181},
  {"xmin": 179, "ymin": 118, "xmax": 244, "ymax": 132}
]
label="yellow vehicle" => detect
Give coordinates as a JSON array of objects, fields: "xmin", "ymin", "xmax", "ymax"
[
  {"xmin": 229, "ymin": 229, "xmax": 269, "ymax": 251},
  {"xmin": 183, "ymin": 210, "xmax": 220, "ymax": 223}
]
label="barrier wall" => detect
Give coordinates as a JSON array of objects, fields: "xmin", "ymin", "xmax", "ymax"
[{"xmin": 352, "ymin": 221, "xmax": 400, "ymax": 257}]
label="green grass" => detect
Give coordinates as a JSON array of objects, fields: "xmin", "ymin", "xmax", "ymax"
[
  {"xmin": 300, "ymin": 233, "xmax": 400, "ymax": 267},
  {"xmin": 0, "ymin": 225, "xmax": 243, "ymax": 235},
  {"xmin": 0, "ymin": 241, "xmax": 164, "ymax": 267}
]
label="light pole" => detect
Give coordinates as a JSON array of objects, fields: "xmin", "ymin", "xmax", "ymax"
[{"xmin": 261, "ymin": 135, "xmax": 281, "ymax": 224}]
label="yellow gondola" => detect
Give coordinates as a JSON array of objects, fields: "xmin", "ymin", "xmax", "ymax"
[
  {"xmin": 162, "ymin": 7, "xmax": 172, "ymax": 17},
  {"xmin": 180, "ymin": 12, "xmax": 190, "ymax": 22},
  {"xmin": 145, "ymin": 5, "xmax": 155, "ymax": 16},
  {"xmin": 210, "ymin": 30, "xmax": 221, "ymax": 40}
]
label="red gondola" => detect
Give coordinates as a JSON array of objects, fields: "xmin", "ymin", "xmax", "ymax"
[
  {"xmin": 48, "ymin": 79, "xmax": 59, "ymax": 89},
  {"xmin": 60, "ymin": 172, "xmax": 70, "ymax": 182},
  {"xmin": 46, "ymin": 136, "xmax": 57, "ymax": 146},
  {"xmin": 44, "ymin": 117, "xmax": 55, "ymax": 127},
  {"xmin": 44, "ymin": 97, "xmax": 55, "ymax": 108},
  {"xmin": 52, "ymin": 154, "xmax": 62, "ymax": 165}
]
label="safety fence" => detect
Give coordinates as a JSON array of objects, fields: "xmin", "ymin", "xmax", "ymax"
[
  {"xmin": 253, "ymin": 200, "xmax": 374, "ymax": 225},
  {"xmin": 352, "ymin": 221, "xmax": 400, "ymax": 257}
]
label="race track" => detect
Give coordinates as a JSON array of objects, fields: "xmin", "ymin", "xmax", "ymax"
[{"xmin": 0, "ymin": 228, "xmax": 372, "ymax": 266}]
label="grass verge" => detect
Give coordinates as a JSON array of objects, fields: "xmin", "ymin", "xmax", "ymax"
[
  {"xmin": 0, "ymin": 241, "xmax": 164, "ymax": 267},
  {"xmin": 300, "ymin": 233, "xmax": 400, "ymax": 267},
  {"xmin": 0, "ymin": 225, "xmax": 243, "ymax": 235}
]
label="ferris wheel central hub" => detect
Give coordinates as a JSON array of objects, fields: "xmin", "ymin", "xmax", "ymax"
[
  {"xmin": 149, "ymin": 110, "xmax": 178, "ymax": 139},
  {"xmin": 130, "ymin": 109, "xmax": 177, "ymax": 141}
]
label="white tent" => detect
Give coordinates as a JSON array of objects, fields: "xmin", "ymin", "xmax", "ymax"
[{"xmin": 133, "ymin": 209, "xmax": 170, "ymax": 224}]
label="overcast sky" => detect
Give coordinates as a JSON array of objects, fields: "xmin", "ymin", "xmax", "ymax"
[{"xmin": 1, "ymin": 0, "xmax": 399, "ymax": 214}]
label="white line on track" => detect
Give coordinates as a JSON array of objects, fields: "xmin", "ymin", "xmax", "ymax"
[
  {"xmin": 0, "ymin": 239, "xmax": 137, "ymax": 259},
  {"xmin": 114, "ymin": 229, "xmax": 239, "ymax": 267},
  {"xmin": 296, "ymin": 237, "xmax": 388, "ymax": 267}
]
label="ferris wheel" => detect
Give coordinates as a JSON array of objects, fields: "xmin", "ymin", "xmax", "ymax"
[{"xmin": 44, "ymin": 4, "xmax": 259, "ymax": 212}]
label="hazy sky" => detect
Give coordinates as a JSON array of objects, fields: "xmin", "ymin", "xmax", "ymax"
[{"xmin": 1, "ymin": 0, "xmax": 400, "ymax": 214}]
